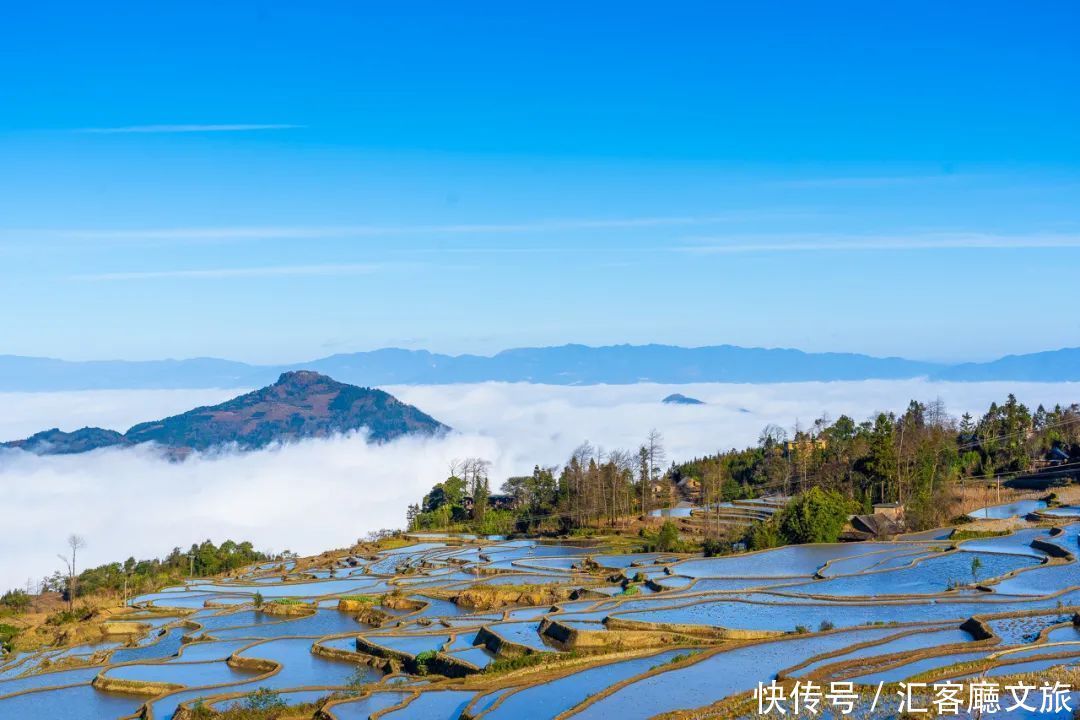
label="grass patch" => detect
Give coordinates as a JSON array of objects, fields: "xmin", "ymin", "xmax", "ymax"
[
  {"xmin": 0, "ymin": 623, "xmax": 19, "ymax": 653},
  {"xmin": 486, "ymin": 650, "xmax": 582, "ymax": 674},
  {"xmin": 484, "ymin": 583, "xmax": 559, "ymax": 594},
  {"xmin": 339, "ymin": 595, "xmax": 379, "ymax": 605},
  {"xmin": 269, "ymin": 598, "xmax": 305, "ymax": 605},
  {"xmin": 651, "ymin": 650, "xmax": 700, "ymax": 670},
  {"xmin": 952, "ymin": 529, "xmax": 1011, "ymax": 540},
  {"xmin": 191, "ymin": 687, "xmax": 324, "ymax": 718}
]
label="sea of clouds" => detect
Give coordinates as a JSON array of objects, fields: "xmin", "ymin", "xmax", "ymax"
[{"xmin": 1, "ymin": 379, "xmax": 1078, "ymax": 592}]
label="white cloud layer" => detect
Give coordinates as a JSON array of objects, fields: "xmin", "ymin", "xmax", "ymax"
[{"xmin": 2, "ymin": 379, "xmax": 1079, "ymax": 591}]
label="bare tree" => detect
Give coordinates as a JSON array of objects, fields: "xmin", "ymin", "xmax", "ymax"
[
  {"xmin": 643, "ymin": 427, "xmax": 660, "ymax": 511},
  {"xmin": 647, "ymin": 428, "xmax": 666, "ymax": 484},
  {"xmin": 758, "ymin": 424, "xmax": 788, "ymax": 449},
  {"xmin": 57, "ymin": 534, "xmax": 86, "ymax": 611},
  {"xmin": 638, "ymin": 445, "xmax": 650, "ymax": 517},
  {"xmin": 607, "ymin": 449, "xmax": 634, "ymax": 526}
]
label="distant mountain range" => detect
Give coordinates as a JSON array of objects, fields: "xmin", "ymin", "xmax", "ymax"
[
  {"xmin": 2, "ymin": 371, "xmax": 448, "ymax": 456},
  {"xmin": 1, "ymin": 344, "xmax": 1079, "ymax": 391}
]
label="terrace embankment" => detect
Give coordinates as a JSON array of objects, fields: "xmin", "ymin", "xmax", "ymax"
[
  {"xmin": 540, "ymin": 618, "xmax": 708, "ymax": 651},
  {"xmin": 604, "ymin": 615, "xmax": 781, "ymax": 641},
  {"xmin": 258, "ymin": 601, "xmax": 315, "ymax": 617},
  {"xmin": 434, "ymin": 584, "xmax": 575, "ymax": 611},
  {"xmin": 91, "ymin": 674, "xmax": 182, "ymax": 696},
  {"xmin": 353, "ymin": 636, "xmax": 478, "ymax": 677}
]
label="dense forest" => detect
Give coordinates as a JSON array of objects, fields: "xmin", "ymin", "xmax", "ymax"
[{"xmin": 409, "ymin": 396, "xmax": 1080, "ymax": 544}]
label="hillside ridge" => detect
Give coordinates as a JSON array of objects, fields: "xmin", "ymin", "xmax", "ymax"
[{"xmin": 1, "ymin": 371, "xmax": 448, "ymax": 455}]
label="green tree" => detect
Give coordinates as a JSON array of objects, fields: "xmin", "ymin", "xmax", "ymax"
[
  {"xmin": 0, "ymin": 590, "xmax": 31, "ymax": 614},
  {"xmin": 775, "ymin": 488, "xmax": 852, "ymax": 544},
  {"xmin": 655, "ymin": 520, "xmax": 680, "ymax": 552},
  {"xmin": 746, "ymin": 519, "xmax": 782, "ymax": 550}
]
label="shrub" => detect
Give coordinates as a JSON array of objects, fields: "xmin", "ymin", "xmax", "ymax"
[
  {"xmin": 472, "ymin": 510, "xmax": 517, "ymax": 536},
  {"xmin": 46, "ymin": 606, "xmax": 93, "ymax": 626},
  {"xmin": 794, "ymin": 625, "xmax": 810, "ymax": 634},
  {"xmin": 640, "ymin": 520, "xmax": 684, "ymax": 552},
  {"xmin": 0, "ymin": 590, "xmax": 31, "ymax": 614},
  {"xmin": 775, "ymin": 488, "xmax": 853, "ymax": 545},
  {"xmin": 413, "ymin": 649, "xmax": 437, "ymax": 675},
  {"xmin": 746, "ymin": 519, "xmax": 782, "ymax": 551},
  {"xmin": 0, "ymin": 623, "xmax": 19, "ymax": 653},
  {"xmin": 701, "ymin": 538, "xmax": 729, "ymax": 557},
  {"xmin": 818, "ymin": 620, "xmax": 835, "ymax": 632},
  {"xmin": 655, "ymin": 520, "xmax": 681, "ymax": 552},
  {"xmin": 236, "ymin": 688, "xmax": 286, "ymax": 712},
  {"xmin": 253, "ymin": 592, "xmax": 264, "ymax": 609}
]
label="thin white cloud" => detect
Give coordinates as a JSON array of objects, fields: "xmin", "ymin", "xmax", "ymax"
[
  {"xmin": 2, "ymin": 216, "xmax": 757, "ymax": 244},
  {"xmin": 678, "ymin": 232, "xmax": 1080, "ymax": 254},
  {"xmin": 77, "ymin": 263, "xmax": 382, "ymax": 281},
  {"xmin": 770, "ymin": 175, "xmax": 969, "ymax": 189},
  {"xmin": 78, "ymin": 124, "xmax": 302, "ymax": 134}
]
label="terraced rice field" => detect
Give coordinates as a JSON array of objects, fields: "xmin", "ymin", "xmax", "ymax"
[{"xmin": 5, "ymin": 506, "xmax": 1080, "ymax": 718}]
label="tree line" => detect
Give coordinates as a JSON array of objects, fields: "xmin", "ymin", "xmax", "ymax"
[
  {"xmin": 36, "ymin": 538, "xmax": 268, "ymax": 607},
  {"xmin": 409, "ymin": 396, "xmax": 1080, "ymax": 539},
  {"xmin": 675, "ymin": 395, "xmax": 1079, "ymax": 530}
]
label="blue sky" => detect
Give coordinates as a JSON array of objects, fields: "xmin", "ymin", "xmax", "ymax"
[{"xmin": 1, "ymin": 1, "xmax": 1078, "ymax": 363}]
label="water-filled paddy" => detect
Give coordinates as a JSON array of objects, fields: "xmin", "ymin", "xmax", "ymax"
[
  {"xmin": 174, "ymin": 639, "xmax": 255, "ymax": 662},
  {"xmin": 328, "ymin": 690, "xmax": 412, "ymax": 719},
  {"xmin": 970, "ymin": 500, "xmax": 1048, "ymax": 519},
  {"xmin": 848, "ymin": 650, "xmax": 990, "ymax": 684},
  {"xmin": 0, "ymin": 665, "xmax": 102, "ymax": 697},
  {"xmin": 210, "ymin": 609, "xmax": 367, "ymax": 640},
  {"xmin": 571, "ymin": 628, "xmax": 904, "ymax": 719},
  {"xmin": 483, "ymin": 649, "xmax": 687, "ymax": 719},
  {"xmin": 791, "ymin": 626, "xmax": 975, "ymax": 677},
  {"xmin": 367, "ymin": 633, "xmax": 450, "ymax": 657},
  {"xmin": 447, "ymin": 646, "xmax": 496, "ymax": 669},
  {"xmin": 786, "ymin": 550, "xmax": 1042, "ymax": 597},
  {"xmin": 16, "ymin": 510, "xmax": 1080, "ymax": 719},
  {"xmin": 380, "ymin": 689, "xmax": 475, "ymax": 719},
  {"xmin": 673, "ymin": 543, "xmax": 893, "ymax": 578},
  {"xmin": 104, "ymin": 659, "xmax": 259, "ymax": 686},
  {"xmin": 238, "ymin": 637, "xmax": 379, "ymax": 688},
  {"xmin": 0, "ymin": 683, "xmax": 142, "ymax": 719}
]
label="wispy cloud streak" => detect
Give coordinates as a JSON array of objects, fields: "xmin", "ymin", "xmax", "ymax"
[
  {"xmin": 78, "ymin": 263, "xmax": 382, "ymax": 281},
  {"xmin": 3, "ymin": 216, "xmax": 753, "ymax": 244},
  {"xmin": 78, "ymin": 124, "xmax": 302, "ymax": 134},
  {"xmin": 678, "ymin": 232, "xmax": 1080, "ymax": 254},
  {"xmin": 769, "ymin": 175, "xmax": 970, "ymax": 189}
]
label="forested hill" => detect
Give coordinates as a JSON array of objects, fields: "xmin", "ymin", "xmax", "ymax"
[
  {"xmin": 2, "ymin": 371, "xmax": 448, "ymax": 455},
  {"xmin": 3, "ymin": 344, "xmax": 1080, "ymax": 391}
]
